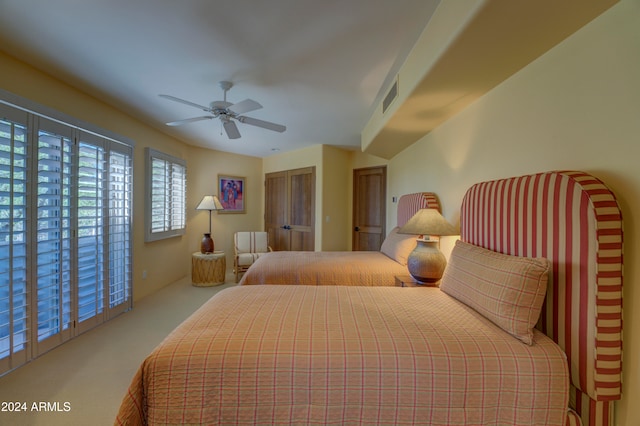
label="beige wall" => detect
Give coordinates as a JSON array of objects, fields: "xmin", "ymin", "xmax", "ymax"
[
  {"xmin": 186, "ymin": 147, "xmax": 263, "ymax": 275},
  {"xmin": 385, "ymin": 1, "xmax": 639, "ymax": 423},
  {"xmin": 321, "ymin": 145, "xmax": 350, "ymax": 250}
]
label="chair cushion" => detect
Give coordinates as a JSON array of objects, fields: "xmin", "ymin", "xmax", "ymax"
[
  {"xmin": 237, "ymin": 252, "xmax": 264, "ymax": 267},
  {"xmin": 235, "ymin": 232, "xmax": 269, "ymax": 254}
]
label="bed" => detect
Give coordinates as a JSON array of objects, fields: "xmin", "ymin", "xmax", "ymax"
[
  {"xmin": 115, "ymin": 171, "xmax": 623, "ymax": 426},
  {"xmin": 238, "ymin": 192, "xmax": 441, "ymax": 286}
]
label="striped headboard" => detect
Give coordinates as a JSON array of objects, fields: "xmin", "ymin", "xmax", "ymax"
[
  {"xmin": 397, "ymin": 192, "xmax": 440, "ymax": 227},
  {"xmin": 460, "ymin": 171, "xmax": 623, "ymax": 426}
]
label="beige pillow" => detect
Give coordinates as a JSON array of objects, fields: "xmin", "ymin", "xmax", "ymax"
[
  {"xmin": 380, "ymin": 227, "xmax": 418, "ymax": 265},
  {"xmin": 440, "ymin": 240, "xmax": 549, "ymax": 345}
]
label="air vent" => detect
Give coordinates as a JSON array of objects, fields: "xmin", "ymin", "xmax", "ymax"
[{"xmin": 382, "ymin": 77, "xmax": 398, "ymax": 114}]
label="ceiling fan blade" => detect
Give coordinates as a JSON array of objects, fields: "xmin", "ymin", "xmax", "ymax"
[
  {"xmin": 223, "ymin": 120, "xmax": 241, "ymax": 139},
  {"xmin": 238, "ymin": 116, "xmax": 286, "ymax": 133},
  {"xmin": 166, "ymin": 116, "xmax": 213, "ymax": 126},
  {"xmin": 227, "ymin": 99, "xmax": 262, "ymax": 115},
  {"xmin": 159, "ymin": 94, "xmax": 210, "ymax": 111}
]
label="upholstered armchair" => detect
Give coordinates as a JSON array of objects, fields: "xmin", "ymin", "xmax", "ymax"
[{"xmin": 233, "ymin": 231, "xmax": 272, "ymax": 282}]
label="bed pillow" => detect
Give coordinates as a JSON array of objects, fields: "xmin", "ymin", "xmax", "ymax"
[
  {"xmin": 380, "ymin": 227, "xmax": 418, "ymax": 265},
  {"xmin": 440, "ymin": 240, "xmax": 549, "ymax": 345}
]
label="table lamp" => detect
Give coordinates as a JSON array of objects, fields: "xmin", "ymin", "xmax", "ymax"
[
  {"xmin": 196, "ymin": 195, "xmax": 224, "ymax": 253},
  {"xmin": 398, "ymin": 208, "xmax": 458, "ymax": 283}
]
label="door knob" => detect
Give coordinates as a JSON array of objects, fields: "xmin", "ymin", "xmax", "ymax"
[{"xmin": 354, "ymin": 226, "xmax": 360, "ymax": 231}]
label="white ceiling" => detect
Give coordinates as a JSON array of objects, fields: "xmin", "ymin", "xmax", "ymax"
[{"xmin": 0, "ymin": 0, "xmax": 440, "ymax": 157}]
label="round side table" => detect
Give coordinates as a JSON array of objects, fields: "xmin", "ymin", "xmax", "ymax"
[{"xmin": 191, "ymin": 251, "xmax": 226, "ymax": 286}]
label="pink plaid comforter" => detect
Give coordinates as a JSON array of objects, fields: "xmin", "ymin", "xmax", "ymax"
[
  {"xmin": 115, "ymin": 286, "xmax": 569, "ymax": 425},
  {"xmin": 238, "ymin": 251, "xmax": 409, "ymax": 286}
]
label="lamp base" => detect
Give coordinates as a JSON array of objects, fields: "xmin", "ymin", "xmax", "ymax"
[
  {"xmin": 201, "ymin": 233, "xmax": 214, "ymax": 254},
  {"xmin": 407, "ymin": 239, "xmax": 447, "ymax": 283}
]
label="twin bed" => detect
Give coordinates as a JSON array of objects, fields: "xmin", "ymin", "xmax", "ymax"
[
  {"xmin": 116, "ymin": 171, "xmax": 623, "ymax": 426},
  {"xmin": 238, "ymin": 192, "xmax": 440, "ymax": 286}
]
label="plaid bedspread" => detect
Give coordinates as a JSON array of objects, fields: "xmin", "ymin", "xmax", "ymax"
[
  {"xmin": 115, "ymin": 286, "xmax": 569, "ymax": 425},
  {"xmin": 238, "ymin": 251, "xmax": 409, "ymax": 286}
]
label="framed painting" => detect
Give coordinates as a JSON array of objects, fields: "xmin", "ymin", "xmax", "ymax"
[{"xmin": 218, "ymin": 175, "xmax": 245, "ymax": 213}]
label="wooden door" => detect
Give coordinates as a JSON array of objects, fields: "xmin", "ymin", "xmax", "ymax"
[
  {"xmin": 352, "ymin": 166, "xmax": 386, "ymax": 251},
  {"xmin": 265, "ymin": 167, "xmax": 315, "ymax": 251},
  {"xmin": 264, "ymin": 170, "xmax": 288, "ymax": 251},
  {"xmin": 287, "ymin": 167, "xmax": 315, "ymax": 251}
]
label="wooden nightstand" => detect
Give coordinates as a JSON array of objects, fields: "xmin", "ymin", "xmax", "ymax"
[{"xmin": 395, "ymin": 274, "xmax": 439, "ymax": 287}]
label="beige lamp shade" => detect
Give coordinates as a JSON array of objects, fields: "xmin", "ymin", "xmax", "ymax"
[
  {"xmin": 196, "ymin": 195, "xmax": 224, "ymax": 211},
  {"xmin": 398, "ymin": 208, "xmax": 458, "ymax": 237},
  {"xmin": 398, "ymin": 209, "xmax": 458, "ymax": 283}
]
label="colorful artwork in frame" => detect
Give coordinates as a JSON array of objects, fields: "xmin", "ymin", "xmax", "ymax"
[{"xmin": 218, "ymin": 175, "xmax": 245, "ymax": 213}]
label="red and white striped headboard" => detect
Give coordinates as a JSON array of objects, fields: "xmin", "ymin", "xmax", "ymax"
[
  {"xmin": 397, "ymin": 192, "xmax": 440, "ymax": 227},
  {"xmin": 460, "ymin": 171, "xmax": 623, "ymax": 426}
]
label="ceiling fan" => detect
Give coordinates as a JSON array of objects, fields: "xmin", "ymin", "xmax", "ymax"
[{"xmin": 159, "ymin": 81, "xmax": 286, "ymax": 139}]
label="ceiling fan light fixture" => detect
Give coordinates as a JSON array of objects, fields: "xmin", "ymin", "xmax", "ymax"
[{"xmin": 211, "ymin": 100, "xmax": 232, "ymax": 110}]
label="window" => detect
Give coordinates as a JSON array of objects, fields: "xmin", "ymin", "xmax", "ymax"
[
  {"xmin": 145, "ymin": 148, "xmax": 186, "ymax": 242},
  {"xmin": 0, "ymin": 91, "xmax": 133, "ymax": 375}
]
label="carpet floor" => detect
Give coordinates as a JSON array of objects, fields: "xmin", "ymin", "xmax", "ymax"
[{"xmin": 0, "ymin": 274, "xmax": 235, "ymax": 426}]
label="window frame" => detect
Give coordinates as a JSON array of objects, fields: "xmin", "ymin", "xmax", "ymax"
[{"xmin": 144, "ymin": 147, "xmax": 186, "ymax": 242}]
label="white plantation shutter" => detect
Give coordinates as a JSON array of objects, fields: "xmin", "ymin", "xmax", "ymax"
[
  {"xmin": 108, "ymin": 150, "xmax": 132, "ymax": 311},
  {"xmin": 145, "ymin": 148, "xmax": 186, "ymax": 241},
  {"xmin": 76, "ymin": 137, "xmax": 105, "ymax": 332},
  {"xmin": 0, "ymin": 106, "xmax": 29, "ymax": 372},
  {"xmin": 151, "ymin": 156, "xmax": 170, "ymax": 233},
  {"xmin": 35, "ymin": 118, "xmax": 74, "ymax": 352},
  {"xmin": 0, "ymin": 92, "xmax": 133, "ymax": 374},
  {"xmin": 171, "ymin": 163, "xmax": 186, "ymax": 230}
]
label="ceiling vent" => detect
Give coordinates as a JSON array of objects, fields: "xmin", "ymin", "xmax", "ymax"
[{"xmin": 382, "ymin": 77, "xmax": 398, "ymax": 114}]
